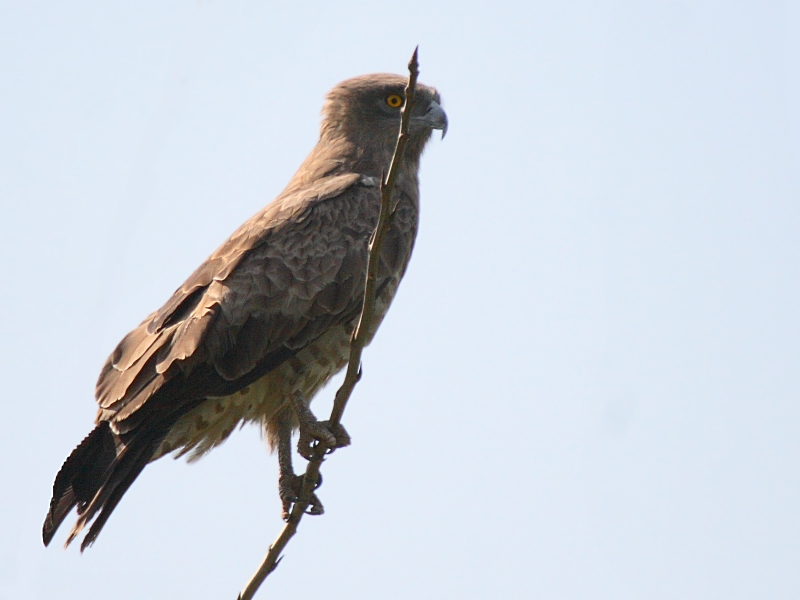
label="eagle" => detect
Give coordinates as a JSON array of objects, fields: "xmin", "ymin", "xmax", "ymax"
[{"xmin": 42, "ymin": 73, "xmax": 447, "ymax": 550}]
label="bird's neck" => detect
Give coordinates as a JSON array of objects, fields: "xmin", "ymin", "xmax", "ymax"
[{"xmin": 283, "ymin": 131, "xmax": 422, "ymax": 195}]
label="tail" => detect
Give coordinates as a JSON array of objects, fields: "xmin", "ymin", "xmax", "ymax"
[{"xmin": 42, "ymin": 422, "xmax": 162, "ymax": 551}]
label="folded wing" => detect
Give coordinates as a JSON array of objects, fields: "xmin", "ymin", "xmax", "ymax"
[{"xmin": 43, "ymin": 172, "xmax": 379, "ymax": 549}]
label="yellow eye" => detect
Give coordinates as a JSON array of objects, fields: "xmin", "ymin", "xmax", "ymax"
[{"xmin": 385, "ymin": 94, "xmax": 404, "ymax": 108}]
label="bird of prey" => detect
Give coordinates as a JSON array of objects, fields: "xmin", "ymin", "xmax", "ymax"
[{"xmin": 42, "ymin": 73, "xmax": 447, "ymax": 550}]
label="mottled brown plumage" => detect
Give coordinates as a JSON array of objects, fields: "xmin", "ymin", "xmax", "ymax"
[{"xmin": 42, "ymin": 73, "xmax": 447, "ymax": 550}]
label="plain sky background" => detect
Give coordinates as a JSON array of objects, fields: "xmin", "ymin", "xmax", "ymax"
[{"xmin": 1, "ymin": 1, "xmax": 799, "ymax": 598}]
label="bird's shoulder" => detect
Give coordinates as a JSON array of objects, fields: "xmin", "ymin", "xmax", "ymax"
[{"xmin": 148, "ymin": 171, "xmax": 375, "ymax": 334}]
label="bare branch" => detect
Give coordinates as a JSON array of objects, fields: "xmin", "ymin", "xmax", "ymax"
[
  {"xmin": 237, "ymin": 47, "xmax": 421, "ymax": 600},
  {"xmin": 329, "ymin": 46, "xmax": 419, "ymax": 425}
]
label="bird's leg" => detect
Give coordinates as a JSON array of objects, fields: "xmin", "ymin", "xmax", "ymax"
[
  {"xmin": 275, "ymin": 407, "xmax": 324, "ymax": 519},
  {"xmin": 289, "ymin": 393, "xmax": 351, "ymax": 461}
]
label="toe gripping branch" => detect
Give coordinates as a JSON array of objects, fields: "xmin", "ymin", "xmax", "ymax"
[
  {"xmin": 290, "ymin": 394, "xmax": 351, "ymax": 460},
  {"xmin": 278, "ymin": 472, "xmax": 324, "ymax": 520},
  {"xmin": 275, "ymin": 395, "xmax": 351, "ymax": 520}
]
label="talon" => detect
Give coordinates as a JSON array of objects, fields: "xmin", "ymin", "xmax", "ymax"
[
  {"xmin": 278, "ymin": 473, "xmax": 325, "ymax": 520},
  {"xmin": 278, "ymin": 473, "xmax": 299, "ymax": 519},
  {"xmin": 297, "ymin": 420, "xmax": 351, "ymax": 459},
  {"xmin": 290, "ymin": 394, "xmax": 351, "ymax": 458},
  {"xmin": 323, "ymin": 421, "xmax": 351, "ymax": 452},
  {"xmin": 305, "ymin": 497, "xmax": 324, "ymax": 516},
  {"xmin": 297, "ymin": 422, "xmax": 335, "ymax": 459}
]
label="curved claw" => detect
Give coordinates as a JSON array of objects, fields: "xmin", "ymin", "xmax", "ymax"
[
  {"xmin": 304, "ymin": 497, "xmax": 324, "ymax": 516},
  {"xmin": 297, "ymin": 420, "xmax": 351, "ymax": 460},
  {"xmin": 323, "ymin": 421, "xmax": 351, "ymax": 452},
  {"xmin": 279, "ymin": 473, "xmax": 325, "ymax": 520}
]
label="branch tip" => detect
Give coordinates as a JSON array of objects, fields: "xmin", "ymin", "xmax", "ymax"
[{"xmin": 409, "ymin": 46, "xmax": 419, "ymax": 73}]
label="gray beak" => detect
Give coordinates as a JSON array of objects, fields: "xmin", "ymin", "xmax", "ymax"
[{"xmin": 413, "ymin": 100, "xmax": 448, "ymax": 139}]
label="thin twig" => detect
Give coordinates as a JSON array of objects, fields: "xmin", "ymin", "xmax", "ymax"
[
  {"xmin": 237, "ymin": 47, "xmax": 420, "ymax": 600},
  {"xmin": 329, "ymin": 48, "xmax": 419, "ymax": 426}
]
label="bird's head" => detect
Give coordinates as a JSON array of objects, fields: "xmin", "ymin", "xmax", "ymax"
[{"xmin": 320, "ymin": 73, "xmax": 447, "ymax": 173}]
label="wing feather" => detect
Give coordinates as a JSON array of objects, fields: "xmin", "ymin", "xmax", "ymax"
[{"xmin": 95, "ymin": 172, "xmax": 371, "ymax": 425}]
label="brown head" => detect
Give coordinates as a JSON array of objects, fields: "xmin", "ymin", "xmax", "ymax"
[{"xmin": 292, "ymin": 73, "xmax": 446, "ymax": 183}]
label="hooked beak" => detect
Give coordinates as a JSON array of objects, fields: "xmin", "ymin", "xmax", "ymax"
[{"xmin": 412, "ymin": 100, "xmax": 448, "ymax": 139}]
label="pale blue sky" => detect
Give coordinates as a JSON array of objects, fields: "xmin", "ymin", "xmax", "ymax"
[{"xmin": 1, "ymin": 2, "xmax": 799, "ymax": 599}]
